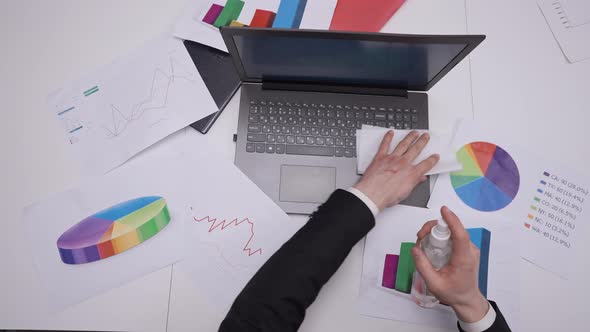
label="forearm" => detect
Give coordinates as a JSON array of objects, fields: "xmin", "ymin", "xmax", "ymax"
[{"xmin": 219, "ymin": 189, "xmax": 375, "ymax": 331}]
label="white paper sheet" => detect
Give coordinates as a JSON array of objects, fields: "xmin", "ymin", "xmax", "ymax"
[
  {"xmin": 356, "ymin": 125, "xmax": 461, "ymax": 175},
  {"xmin": 539, "ymin": 0, "xmax": 590, "ymax": 63},
  {"xmin": 428, "ymin": 119, "xmax": 589, "ymax": 280},
  {"xmin": 174, "ymin": 0, "xmax": 338, "ymax": 52},
  {"xmin": 358, "ymin": 205, "xmax": 520, "ymax": 329},
  {"xmin": 299, "ymin": 0, "xmax": 337, "ymax": 30},
  {"xmin": 22, "ymin": 133, "xmax": 191, "ymax": 310},
  {"xmin": 174, "ymin": 133, "xmax": 305, "ymax": 311},
  {"xmin": 47, "ymin": 35, "xmax": 216, "ymax": 175}
]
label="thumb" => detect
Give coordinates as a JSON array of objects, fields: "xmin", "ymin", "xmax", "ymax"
[{"xmin": 412, "ymin": 246, "xmax": 440, "ymax": 286}]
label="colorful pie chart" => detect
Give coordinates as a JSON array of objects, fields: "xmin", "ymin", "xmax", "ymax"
[
  {"xmin": 451, "ymin": 142, "xmax": 520, "ymax": 212},
  {"xmin": 56, "ymin": 196, "xmax": 170, "ymax": 265}
]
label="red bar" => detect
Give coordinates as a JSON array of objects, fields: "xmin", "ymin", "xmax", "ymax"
[
  {"xmin": 330, "ymin": 0, "xmax": 406, "ymax": 32},
  {"xmin": 250, "ymin": 9, "xmax": 276, "ymax": 28}
]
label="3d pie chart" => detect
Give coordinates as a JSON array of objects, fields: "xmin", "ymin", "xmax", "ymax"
[
  {"xmin": 451, "ymin": 142, "xmax": 520, "ymax": 212},
  {"xmin": 57, "ymin": 196, "xmax": 171, "ymax": 265}
]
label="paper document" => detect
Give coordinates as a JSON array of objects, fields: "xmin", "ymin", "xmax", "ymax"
[
  {"xmin": 174, "ymin": 133, "xmax": 305, "ymax": 311},
  {"xmin": 174, "ymin": 0, "xmax": 338, "ymax": 52},
  {"xmin": 358, "ymin": 205, "xmax": 520, "ymax": 328},
  {"xmin": 47, "ymin": 35, "xmax": 216, "ymax": 175},
  {"xmin": 428, "ymin": 119, "xmax": 589, "ymax": 280},
  {"xmin": 539, "ymin": 0, "xmax": 590, "ymax": 63},
  {"xmin": 22, "ymin": 132, "xmax": 190, "ymax": 310},
  {"xmin": 356, "ymin": 126, "xmax": 461, "ymax": 175}
]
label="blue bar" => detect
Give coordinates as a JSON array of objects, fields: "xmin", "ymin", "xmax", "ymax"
[
  {"xmin": 537, "ymin": 189, "xmax": 543, "ymax": 194},
  {"xmin": 69, "ymin": 126, "xmax": 83, "ymax": 133},
  {"xmin": 540, "ymin": 180, "xmax": 546, "ymax": 185},
  {"xmin": 272, "ymin": 0, "xmax": 307, "ymax": 28},
  {"xmin": 58, "ymin": 106, "xmax": 75, "ymax": 116},
  {"xmin": 467, "ymin": 228, "xmax": 491, "ymax": 297}
]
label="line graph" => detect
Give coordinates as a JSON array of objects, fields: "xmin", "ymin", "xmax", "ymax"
[
  {"xmin": 190, "ymin": 207, "xmax": 263, "ymax": 257},
  {"xmin": 102, "ymin": 54, "xmax": 198, "ymax": 138}
]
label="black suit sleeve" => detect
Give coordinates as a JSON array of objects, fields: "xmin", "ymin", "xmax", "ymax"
[
  {"xmin": 457, "ymin": 301, "xmax": 512, "ymax": 332},
  {"xmin": 219, "ymin": 189, "xmax": 375, "ymax": 331}
]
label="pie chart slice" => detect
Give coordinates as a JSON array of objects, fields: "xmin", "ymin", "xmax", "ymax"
[
  {"xmin": 451, "ymin": 142, "xmax": 520, "ymax": 212},
  {"xmin": 56, "ymin": 196, "xmax": 171, "ymax": 265}
]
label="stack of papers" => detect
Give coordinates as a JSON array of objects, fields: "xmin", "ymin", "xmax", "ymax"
[{"xmin": 356, "ymin": 125, "xmax": 462, "ymax": 175}]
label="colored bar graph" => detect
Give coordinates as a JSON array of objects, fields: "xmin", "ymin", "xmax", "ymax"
[
  {"xmin": 394, "ymin": 242, "xmax": 415, "ymax": 294},
  {"xmin": 250, "ymin": 9, "xmax": 276, "ymax": 28},
  {"xmin": 214, "ymin": 0, "xmax": 245, "ymax": 28},
  {"xmin": 272, "ymin": 0, "xmax": 308, "ymax": 28},
  {"xmin": 543, "ymin": 171, "xmax": 550, "ymax": 177},
  {"xmin": 467, "ymin": 228, "xmax": 491, "ymax": 297},
  {"xmin": 202, "ymin": 4, "xmax": 224, "ymax": 25},
  {"xmin": 534, "ymin": 197, "xmax": 541, "ymax": 202},
  {"xmin": 382, "ymin": 254, "xmax": 399, "ymax": 289}
]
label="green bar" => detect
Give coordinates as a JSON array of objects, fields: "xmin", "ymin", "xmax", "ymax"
[
  {"xmin": 534, "ymin": 197, "xmax": 541, "ymax": 202},
  {"xmin": 213, "ymin": 0, "xmax": 244, "ymax": 27},
  {"xmin": 84, "ymin": 87, "xmax": 99, "ymax": 96},
  {"xmin": 84, "ymin": 86, "xmax": 99, "ymax": 95},
  {"xmin": 395, "ymin": 242, "xmax": 416, "ymax": 294}
]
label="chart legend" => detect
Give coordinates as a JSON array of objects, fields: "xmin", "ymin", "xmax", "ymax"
[
  {"xmin": 451, "ymin": 142, "xmax": 520, "ymax": 212},
  {"xmin": 56, "ymin": 196, "xmax": 170, "ymax": 265}
]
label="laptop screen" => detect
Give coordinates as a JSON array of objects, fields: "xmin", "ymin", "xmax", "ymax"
[{"xmin": 225, "ymin": 31, "xmax": 481, "ymax": 91}]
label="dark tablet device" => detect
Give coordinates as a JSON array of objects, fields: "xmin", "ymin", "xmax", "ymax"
[{"xmin": 184, "ymin": 40, "xmax": 241, "ymax": 134}]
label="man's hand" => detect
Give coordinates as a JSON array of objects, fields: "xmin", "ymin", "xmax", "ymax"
[
  {"xmin": 354, "ymin": 130, "xmax": 439, "ymax": 210},
  {"xmin": 412, "ymin": 206, "xmax": 490, "ymax": 323}
]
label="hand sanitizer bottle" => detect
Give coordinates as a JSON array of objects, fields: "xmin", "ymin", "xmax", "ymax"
[{"xmin": 411, "ymin": 218, "xmax": 452, "ymax": 308}]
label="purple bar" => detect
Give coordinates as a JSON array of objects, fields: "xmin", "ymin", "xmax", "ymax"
[
  {"xmin": 543, "ymin": 171, "xmax": 550, "ymax": 177},
  {"xmin": 382, "ymin": 254, "xmax": 399, "ymax": 289},
  {"xmin": 202, "ymin": 4, "xmax": 224, "ymax": 25}
]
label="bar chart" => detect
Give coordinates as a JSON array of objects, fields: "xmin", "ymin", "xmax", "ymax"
[
  {"xmin": 200, "ymin": 0, "xmax": 311, "ymax": 29},
  {"xmin": 381, "ymin": 228, "xmax": 491, "ymax": 298}
]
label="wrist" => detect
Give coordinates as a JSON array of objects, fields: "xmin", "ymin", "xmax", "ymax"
[
  {"xmin": 451, "ymin": 292, "xmax": 489, "ymax": 323},
  {"xmin": 353, "ymin": 182, "xmax": 386, "ymax": 211}
]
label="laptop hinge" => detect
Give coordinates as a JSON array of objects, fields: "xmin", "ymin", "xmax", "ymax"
[{"xmin": 261, "ymin": 81, "xmax": 408, "ymax": 98}]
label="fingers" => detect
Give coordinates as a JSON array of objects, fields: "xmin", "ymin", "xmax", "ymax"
[
  {"xmin": 413, "ymin": 154, "xmax": 440, "ymax": 176},
  {"xmin": 441, "ymin": 206, "xmax": 471, "ymax": 253},
  {"xmin": 416, "ymin": 220, "xmax": 438, "ymax": 240},
  {"xmin": 376, "ymin": 131, "xmax": 394, "ymax": 157},
  {"xmin": 404, "ymin": 133, "xmax": 430, "ymax": 161},
  {"xmin": 390, "ymin": 131, "xmax": 419, "ymax": 157},
  {"xmin": 412, "ymin": 246, "xmax": 440, "ymax": 287}
]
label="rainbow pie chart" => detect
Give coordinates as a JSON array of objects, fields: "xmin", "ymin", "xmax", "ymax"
[
  {"xmin": 57, "ymin": 196, "xmax": 170, "ymax": 265},
  {"xmin": 451, "ymin": 142, "xmax": 520, "ymax": 212}
]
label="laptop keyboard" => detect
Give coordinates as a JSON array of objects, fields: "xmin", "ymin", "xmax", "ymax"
[{"xmin": 245, "ymin": 100, "xmax": 420, "ymax": 157}]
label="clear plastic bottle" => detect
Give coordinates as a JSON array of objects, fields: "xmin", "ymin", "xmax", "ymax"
[{"xmin": 411, "ymin": 218, "xmax": 452, "ymax": 308}]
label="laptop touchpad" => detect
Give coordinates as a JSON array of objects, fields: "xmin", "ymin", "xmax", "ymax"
[{"xmin": 279, "ymin": 165, "xmax": 336, "ymax": 204}]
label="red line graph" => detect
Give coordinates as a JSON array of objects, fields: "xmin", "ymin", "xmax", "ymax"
[{"xmin": 190, "ymin": 207, "xmax": 262, "ymax": 257}]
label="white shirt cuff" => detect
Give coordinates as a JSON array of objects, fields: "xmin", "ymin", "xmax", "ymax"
[
  {"xmin": 458, "ymin": 301, "xmax": 496, "ymax": 332},
  {"xmin": 345, "ymin": 187, "xmax": 380, "ymax": 218}
]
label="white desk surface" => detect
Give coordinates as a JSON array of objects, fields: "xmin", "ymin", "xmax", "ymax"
[{"xmin": 1, "ymin": 0, "xmax": 589, "ymax": 331}]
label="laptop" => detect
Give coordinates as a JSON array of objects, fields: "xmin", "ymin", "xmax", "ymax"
[{"xmin": 220, "ymin": 27, "xmax": 484, "ymax": 214}]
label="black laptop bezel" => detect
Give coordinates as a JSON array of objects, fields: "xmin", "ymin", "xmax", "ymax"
[{"xmin": 220, "ymin": 27, "xmax": 485, "ymax": 92}]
